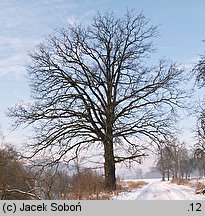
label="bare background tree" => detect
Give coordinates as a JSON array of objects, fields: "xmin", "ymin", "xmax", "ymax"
[
  {"xmin": 34, "ymin": 169, "xmax": 71, "ymax": 199},
  {"xmin": 192, "ymin": 43, "xmax": 205, "ymax": 163},
  {"xmin": 193, "ymin": 50, "xmax": 205, "ymax": 87},
  {"xmin": 0, "ymin": 145, "xmax": 38, "ymax": 200},
  {"xmin": 155, "ymin": 138, "xmax": 193, "ymax": 181},
  {"xmin": 8, "ymin": 10, "xmax": 187, "ymax": 191}
]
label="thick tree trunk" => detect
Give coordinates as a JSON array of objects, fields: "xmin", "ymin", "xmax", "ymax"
[
  {"xmin": 103, "ymin": 139, "xmax": 116, "ymax": 191},
  {"xmin": 103, "ymin": 79, "xmax": 116, "ymax": 191}
]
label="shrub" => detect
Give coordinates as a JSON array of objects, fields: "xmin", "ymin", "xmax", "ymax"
[{"xmin": 68, "ymin": 169, "xmax": 105, "ymax": 199}]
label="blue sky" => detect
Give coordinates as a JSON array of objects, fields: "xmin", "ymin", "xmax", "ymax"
[{"xmin": 0, "ymin": 0, "xmax": 204, "ymax": 147}]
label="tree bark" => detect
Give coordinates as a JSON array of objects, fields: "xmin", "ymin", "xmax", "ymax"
[{"xmin": 103, "ymin": 139, "xmax": 116, "ymax": 191}]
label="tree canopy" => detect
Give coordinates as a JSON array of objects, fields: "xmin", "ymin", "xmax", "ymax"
[{"xmin": 8, "ymin": 10, "xmax": 187, "ymax": 190}]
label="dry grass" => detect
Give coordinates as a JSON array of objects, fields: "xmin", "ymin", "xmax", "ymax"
[
  {"xmin": 170, "ymin": 178, "xmax": 205, "ymax": 194},
  {"xmin": 89, "ymin": 180, "xmax": 147, "ymax": 199},
  {"xmin": 64, "ymin": 168, "xmax": 148, "ymax": 200},
  {"xmin": 67, "ymin": 169, "xmax": 106, "ymax": 200},
  {"xmin": 170, "ymin": 178, "xmax": 190, "ymax": 185},
  {"xmin": 66, "ymin": 169, "xmax": 147, "ymax": 200},
  {"xmin": 119, "ymin": 180, "xmax": 147, "ymax": 190},
  {"xmin": 193, "ymin": 182, "xmax": 205, "ymax": 194}
]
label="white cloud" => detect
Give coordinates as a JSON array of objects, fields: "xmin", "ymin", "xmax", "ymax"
[
  {"xmin": 182, "ymin": 57, "xmax": 200, "ymax": 70},
  {"xmin": 0, "ymin": 36, "xmax": 40, "ymax": 78},
  {"xmin": 0, "ymin": 55, "xmax": 26, "ymax": 77},
  {"xmin": 0, "ymin": 1, "xmax": 81, "ymax": 78},
  {"xmin": 66, "ymin": 15, "xmax": 79, "ymax": 26},
  {"xmin": 65, "ymin": 10, "xmax": 96, "ymax": 27}
]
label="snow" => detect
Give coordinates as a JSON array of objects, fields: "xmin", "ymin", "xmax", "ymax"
[{"xmin": 111, "ymin": 178, "xmax": 205, "ymax": 200}]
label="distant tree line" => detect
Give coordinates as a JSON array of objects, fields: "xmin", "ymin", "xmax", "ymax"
[{"xmin": 155, "ymin": 137, "xmax": 205, "ymax": 181}]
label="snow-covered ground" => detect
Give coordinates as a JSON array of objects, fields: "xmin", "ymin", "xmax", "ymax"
[{"xmin": 112, "ymin": 178, "xmax": 205, "ymax": 200}]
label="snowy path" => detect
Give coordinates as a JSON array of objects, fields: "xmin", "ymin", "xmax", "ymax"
[
  {"xmin": 112, "ymin": 179, "xmax": 205, "ymax": 200},
  {"xmin": 136, "ymin": 181, "xmax": 194, "ymax": 200}
]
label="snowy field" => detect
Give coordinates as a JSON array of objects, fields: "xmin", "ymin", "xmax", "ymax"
[{"xmin": 111, "ymin": 178, "xmax": 205, "ymax": 200}]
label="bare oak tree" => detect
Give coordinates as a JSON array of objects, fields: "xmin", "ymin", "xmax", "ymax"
[{"xmin": 8, "ymin": 10, "xmax": 186, "ymax": 190}]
